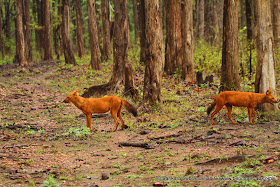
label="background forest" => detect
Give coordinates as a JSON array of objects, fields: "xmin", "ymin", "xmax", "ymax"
[{"xmin": 0, "ymin": 0, "xmax": 280, "ymax": 186}]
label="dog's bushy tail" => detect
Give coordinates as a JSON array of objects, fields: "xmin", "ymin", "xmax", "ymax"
[
  {"xmin": 123, "ymin": 100, "xmax": 138, "ymax": 117},
  {"xmin": 207, "ymin": 100, "xmax": 216, "ymax": 115}
]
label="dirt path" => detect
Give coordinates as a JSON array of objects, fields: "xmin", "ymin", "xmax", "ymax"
[{"xmin": 0, "ymin": 61, "xmax": 280, "ymax": 186}]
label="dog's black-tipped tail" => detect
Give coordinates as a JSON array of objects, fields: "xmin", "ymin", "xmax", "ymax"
[
  {"xmin": 207, "ymin": 101, "xmax": 216, "ymax": 115},
  {"xmin": 123, "ymin": 100, "xmax": 138, "ymax": 117}
]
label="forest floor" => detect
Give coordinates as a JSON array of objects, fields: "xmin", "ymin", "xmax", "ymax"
[{"xmin": 0, "ymin": 59, "xmax": 280, "ymax": 187}]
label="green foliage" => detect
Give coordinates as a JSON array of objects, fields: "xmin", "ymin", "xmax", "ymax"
[
  {"xmin": 238, "ymin": 27, "xmax": 257, "ymax": 82},
  {"xmin": 194, "ymin": 41, "xmax": 222, "ymax": 74},
  {"xmin": 63, "ymin": 126, "xmax": 91, "ymax": 137},
  {"xmin": 41, "ymin": 175, "xmax": 60, "ymax": 187}
]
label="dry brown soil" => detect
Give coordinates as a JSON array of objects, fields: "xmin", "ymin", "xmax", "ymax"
[{"xmin": 0, "ymin": 61, "xmax": 280, "ymax": 187}]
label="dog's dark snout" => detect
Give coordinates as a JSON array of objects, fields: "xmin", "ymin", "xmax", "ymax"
[{"xmin": 63, "ymin": 99, "xmax": 69, "ymax": 103}]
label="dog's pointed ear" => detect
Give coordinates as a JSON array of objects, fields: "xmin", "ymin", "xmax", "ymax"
[
  {"xmin": 266, "ymin": 90, "xmax": 272, "ymax": 95},
  {"xmin": 73, "ymin": 90, "xmax": 79, "ymax": 95}
]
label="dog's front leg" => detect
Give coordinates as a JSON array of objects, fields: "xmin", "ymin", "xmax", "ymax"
[
  {"xmin": 86, "ymin": 114, "xmax": 92, "ymax": 130},
  {"xmin": 226, "ymin": 104, "xmax": 238, "ymax": 124},
  {"xmin": 248, "ymin": 108, "xmax": 256, "ymax": 125}
]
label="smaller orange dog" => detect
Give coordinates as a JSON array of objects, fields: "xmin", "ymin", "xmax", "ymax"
[
  {"xmin": 63, "ymin": 90, "xmax": 137, "ymax": 131},
  {"xmin": 207, "ymin": 90, "xmax": 277, "ymax": 125}
]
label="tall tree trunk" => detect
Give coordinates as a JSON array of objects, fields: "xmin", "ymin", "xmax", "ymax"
[
  {"xmin": 133, "ymin": 0, "xmax": 139, "ymax": 43},
  {"xmin": 220, "ymin": 0, "xmax": 240, "ymax": 91},
  {"xmin": 25, "ymin": 0, "xmax": 32, "ymax": 61},
  {"xmin": 44, "ymin": 0, "xmax": 52, "ymax": 60},
  {"xmin": 88, "ymin": 0, "xmax": 101, "ymax": 70},
  {"xmin": 33, "ymin": 0, "xmax": 39, "ymax": 52},
  {"xmin": 62, "ymin": 0, "xmax": 76, "ymax": 64},
  {"xmin": 0, "ymin": 5, "xmax": 4, "ymax": 59},
  {"xmin": 101, "ymin": 0, "xmax": 112, "ymax": 61},
  {"xmin": 246, "ymin": 0, "xmax": 253, "ymax": 77},
  {"xmin": 240, "ymin": 0, "xmax": 246, "ymax": 29},
  {"xmin": 164, "ymin": 0, "xmax": 182, "ymax": 75},
  {"xmin": 197, "ymin": 0, "xmax": 205, "ymax": 40},
  {"xmin": 16, "ymin": 0, "xmax": 28, "ymax": 66},
  {"xmin": 254, "ymin": 0, "xmax": 277, "ymax": 111},
  {"xmin": 126, "ymin": 6, "xmax": 131, "ymax": 48},
  {"xmin": 53, "ymin": 0, "xmax": 60, "ymax": 59},
  {"xmin": 4, "ymin": 1, "xmax": 11, "ymax": 53},
  {"xmin": 59, "ymin": 1, "xmax": 64, "ymax": 55},
  {"xmin": 246, "ymin": 0, "xmax": 253, "ymax": 40},
  {"xmin": 74, "ymin": 0, "xmax": 85, "ymax": 58},
  {"xmin": 181, "ymin": 0, "xmax": 195, "ymax": 81},
  {"xmin": 212, "ymin": 0, "xmax": 220, "ymax": 45},
  {"xmin": 204, "ymin": 0, "xmax": 211, "ymax": 42},
  {"xmin": 35, "ymin": 0, "xmax": 44, "ymax": 55},
  {"xmin": 272, "ymin": 0, "xmax": 280, "ymax": 48},
  {"xmin": 139, "ymin": 0, "xmax": 146, "ymax": 63},
  {"xmin": 162, "ymin": 0, "xmax": 166, "ymax": 37},
  {"xmin": 143, "ymin": 0, "xmax": 164, "ymax": 104},
  {"xmin": 110, "ymin": 0, "xmax": 129, "ymax": 85}
]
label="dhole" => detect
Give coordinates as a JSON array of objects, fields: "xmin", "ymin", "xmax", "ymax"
[
  {"xmin": 63, "ymin": 90, "xmax": 137, "ymax": 131},
  {"xmin": 207, "ymin": 90, "xmax": 277, "ymax": 125}
]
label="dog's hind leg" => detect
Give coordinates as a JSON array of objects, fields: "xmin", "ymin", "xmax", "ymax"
[
  {"xmin": 111, "ymin": 108, "xmax": 119, "ymax": 132},
  {"xmin": 210, "ymin": 103, "xmax": 223, "ymax": 125},
  {"xmin": 226, "ymin": 104, "xmax": 238, "ymax": 124},
  {"xmin": 118, "ymin": 107, "xmax": 126, "ymax": 130}
]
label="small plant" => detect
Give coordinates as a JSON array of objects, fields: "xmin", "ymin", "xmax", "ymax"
[
  {"xmin": 63, "ymin": 126, "xmax": 91, "ymax": 137},
  {"xmin": 41, "ymin": 175, "xmax": 60, "ymax": 187},
  {"xmin": 225, "ymin": 135, "xmax": 232, "ymax": 139}
]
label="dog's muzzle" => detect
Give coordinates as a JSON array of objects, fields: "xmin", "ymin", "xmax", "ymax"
[{"xmin": 63, "ymin": 99, "xmax": 70, "ymax": 103}]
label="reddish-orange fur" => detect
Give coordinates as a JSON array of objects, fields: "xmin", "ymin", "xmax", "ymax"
[
  {"xmin": 63, "ymin": 90, "xmax": 137, "ymax": 131},
  {"xmin": 207, "ymin": 90, "xmax": 277, "ymax": 125}
]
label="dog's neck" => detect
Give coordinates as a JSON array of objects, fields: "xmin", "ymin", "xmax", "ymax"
[
  {"xmin": 71, "ymin": 95, "xmax": 85, "ymax": 109},
  {"xmin": 255, "ymin": 93, "xmax": 267, "ymax": 104}
]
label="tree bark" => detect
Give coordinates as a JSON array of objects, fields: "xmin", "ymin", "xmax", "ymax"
[
  {"xmin": 246, "ymin": 0, "xmax": 253, "ymax": 76},
  {"xmin": 254, "ymin": 0, "xmax": 277, "ymax": 111},
  {"xmin": 204, "ymin": 0, "xmax": 211, "ymax": 42},
  {"xmin": 101, "ymin": 0, "xmax": 112, "ymax": 61},
  {"xmin": 44, "ymin": 0, "xmax": 52, "ymax": 60},
  {"xmin": 25, "ymin": 0, "xmax": 32, "ymax": 61},
  {"xmin": 62, "ymin": 0, "xmax": 76, "ymax": 64},
  {"xmin": 37, "ymin": 0, "xmax": 44, "ymax": 54},
  {"xmin": 197, "ymin": 0, "xmax": 205, "ymax": 40},
  {"xmin": 272, "ymin": 0, "xmax": 280, "ymax": 48},
  {"xmin": 58, "ymin": 0, "xmax": 64, "ymax": 56},
  {"xmin": 240, "ymin": 0, "xmax": 246, "ymax": 29},
  {"xmin": 220, "ymin": 0, "xmax": 240, "ymax": 91},
  {"xmin": 212, "ymin": 0, "xmax": 220, "ymax": 45},
  {"xmin": 110, "ymin": 0, "xmax": 129, "ymax": 85},
  {"xmin": 53, "ymin": 0, "xmax": 60, "ymax": 59},
  {"xmin": 164, "ymin": 0, "xmax": 182, "ymax": 75},
  {"xmin": 133, "ymin": 0, "xmax": 139, "ymax": 43},
  {"xmin": 4, "ymin": 1, "xmax": 11, "ymax": 53},
  {"xmin": 139, "ymin": 0, "xmax": 146, "ymax": 63},
  {"xmin": 125, "ymin": 63, "xmax": 138, "ymax": 97},
  {"xmin": 74, "ymin": 0, "xmax": 85, "ymax": 58},
  {"xmin": 16, "ymin": 0, "xmax": 28, "ymax": 66},
  {"xmin": 181, "ymin": 0, "xmax": 195, "ymax": 81},
  {"xmin": 88, "ymin": 0, "xmax": 101, "ymax": 70},
  {"xmin": 246, "ymin": 0, "xmax": 253, "ymax": 40},
  {"xmin": 0, "ymin": 4, "xmax": 4, "ymax": 59},
  {"xmin": 143, "ymin": 0, "xmax": 164, "ymax": 104}
]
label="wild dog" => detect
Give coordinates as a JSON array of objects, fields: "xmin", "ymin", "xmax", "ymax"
[
  {"xmin": 207, "ymin": 90, "xmax": 277, "ymax": 125},
  {"xmin": 63, "ymin": 90, "xmax": 137, "ymax": 131}
]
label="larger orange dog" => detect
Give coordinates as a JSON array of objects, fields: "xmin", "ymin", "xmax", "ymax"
[
  {"xmin": 63, "ymin": 90, "xmax": 137, "ymax": 131},
  {"xmin": 207, "ymin": 90, "xmax": 277, "ymax": 125}
]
